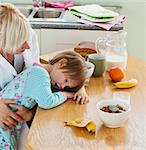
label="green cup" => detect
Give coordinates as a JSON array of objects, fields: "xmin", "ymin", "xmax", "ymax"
[{"xmin": 86, "ymin": 54, "xmax": 105, "ymax": 77}]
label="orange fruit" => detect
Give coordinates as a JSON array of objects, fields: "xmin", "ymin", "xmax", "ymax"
[{"xmin": 108, "ymin": 66, "xmax": 125, "ymax": 82}]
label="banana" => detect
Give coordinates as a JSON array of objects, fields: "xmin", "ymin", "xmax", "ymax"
[
  {"xmin": 64, "ymin": 118, "xmax": 96, "ymax": 133},
  {"xmin": 86, "ymin": 121, "xmax": 96, "ymax": 132},
  {"xmin": 114, "ymin": 79, "xmax": 138, "ymax": 89}
]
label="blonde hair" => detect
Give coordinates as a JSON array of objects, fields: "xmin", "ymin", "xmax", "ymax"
[
  {"xmin": 0, "ymin": 3, "xmax": 31, "ymax": 53},
  {"xmin": 49, "ymin": 51, "xmax": 87, "ymax": 92}
]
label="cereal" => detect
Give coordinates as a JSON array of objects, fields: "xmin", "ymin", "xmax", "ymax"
[{"xmin": 100, "ymin": 104, "xmax": 126, "ymax": 113}]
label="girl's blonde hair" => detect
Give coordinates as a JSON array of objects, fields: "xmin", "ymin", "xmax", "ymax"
[
  {"xmin": 0, "ymin": 3, "xmax": 31, "ymax": 53},
  {"xmin": 49, "ymin": 51, "xmax": 87, "ymax": 92}
]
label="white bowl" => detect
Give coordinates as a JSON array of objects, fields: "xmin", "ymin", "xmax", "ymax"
[
  {"xmin": 85, "ymin": 61, "xmax": 95, "ymax": 79},
  {"xmin": 96, "ymin": 99, "xmax": 131, "ymax": 128}
]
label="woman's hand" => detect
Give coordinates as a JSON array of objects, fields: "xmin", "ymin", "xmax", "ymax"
[
  {"xmin": 9, "ymin": 104, "xmax": 33, "ymax": 122},
  {"xmin": 73, "ymin": 86, "xmax": 89, "ymax": 104},
  {"xmin": 0, "ymin": 100, "xmax": 23, "ymax": 130}
]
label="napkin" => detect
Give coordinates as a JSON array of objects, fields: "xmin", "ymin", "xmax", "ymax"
[
  {"xmin": 78, "ymin": 16, "xmax": 125, "ymax": 30},
  {"xmin": 69, "ymin": 4, "xmax": 119, "ymax": 19}
]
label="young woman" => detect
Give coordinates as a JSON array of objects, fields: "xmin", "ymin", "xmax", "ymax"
[
  {"xmin": 0, "ymin": 3, "xmax": 89, "ymax": 132},
  {"xmin": 0, "ymin": 3, "xmax": 40, "ymax": 130}
]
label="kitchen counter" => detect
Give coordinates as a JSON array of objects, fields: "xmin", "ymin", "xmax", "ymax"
[
  {"xmin": 30, "ymin": 20, "xmax": 123, "ymax": 31},
  {"xmin": 16, "ymin": 4, "xmax": 123, "ymax": 31}
]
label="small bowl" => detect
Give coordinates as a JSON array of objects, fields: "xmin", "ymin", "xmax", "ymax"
[
  {"xmin": 85, "ymin": 61, "xmax": 95, "ymax": 79},
  {"xmin": 96, "ymin": 99, "xmax": 131, "ymax": 128}
]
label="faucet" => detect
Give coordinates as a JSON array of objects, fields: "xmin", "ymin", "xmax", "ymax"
[
  {"xmin": 28, "ymin": 0, "xmax": 42, "ymax": 20},
  {"xmin": 33, "ymin": 0, "xmax": 44, "ymax": 7}
]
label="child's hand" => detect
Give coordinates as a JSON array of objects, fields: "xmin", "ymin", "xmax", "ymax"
[
  {"xmin": 63, "ymin": 92, "xmax": 74, "ymax": 99},
  {"xmin": 73, "ymin": 86, "xmax": 89, "ymax": 104}
]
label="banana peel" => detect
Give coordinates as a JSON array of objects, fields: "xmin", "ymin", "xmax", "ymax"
[
  {"xmin": 113, "ymin": 79, "xmax": 138, "ymax": 89},
  {"xmin": 64, "ymin": 118, "xmax": 96, "ymax": 133}
]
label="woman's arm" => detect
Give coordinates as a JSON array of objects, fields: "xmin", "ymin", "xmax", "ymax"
[{"xmin": 23, "ymin": 29, "xmax": 40, "ymax": 68}]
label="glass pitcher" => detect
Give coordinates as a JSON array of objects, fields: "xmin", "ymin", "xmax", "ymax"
[{"xmin": 96, "ymin": 30, "xmax": 128, "ymax": 71}]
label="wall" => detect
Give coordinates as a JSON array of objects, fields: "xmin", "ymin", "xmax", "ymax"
[
  {"xmin": 120, "ymin": 1, "xmax": 145, "ymax": 59},
  {"xmin": 144, "ymin": 3, "xmax": 146, "ymax": 60},
  {"xmin": 1, "ymin": 0, "xmax": 32, "ymax": 3}
]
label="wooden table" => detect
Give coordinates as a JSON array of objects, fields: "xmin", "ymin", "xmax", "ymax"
[{"xmin": 26, "ymin": 49, "xmax": 146, "ymax": 150}]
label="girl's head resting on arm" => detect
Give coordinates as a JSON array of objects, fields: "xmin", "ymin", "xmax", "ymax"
[
  {"xmin": 49, "ymin": 51, "xmax": 87, "ymax": 92},
  {"xmin": 0, "ymin": 3, "xmax": 31, "ymax": 54}
]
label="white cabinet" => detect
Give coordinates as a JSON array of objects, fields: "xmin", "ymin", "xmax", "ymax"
[{"xmin": 40, "ymin": 29, "xmax": 115, "ymax": 55}]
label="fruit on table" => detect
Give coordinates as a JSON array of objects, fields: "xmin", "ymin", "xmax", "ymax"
[
  {"xmin": 108, "ymin": 66, "xmax": 125, "ymax": 82},
  {"xmin": 64, "ymin": 118, "xmax": 96, "ymax": 133},
  {"xmin": 113, "ymin": 79, "xmax": 138, "ymax": 89},
  {"xmin": 86, "ymin": 121, "xmax": 96, "ymax": 132}
]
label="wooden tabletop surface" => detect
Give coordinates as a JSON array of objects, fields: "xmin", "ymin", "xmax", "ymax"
[{"xmin": 26, "ymin": 49, "xmax": 146, "ymax": 150}]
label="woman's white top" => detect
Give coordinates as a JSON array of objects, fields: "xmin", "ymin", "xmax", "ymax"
[{"xmin": 0, "ymin": 30, "xmax": 40, "ymax": 90}]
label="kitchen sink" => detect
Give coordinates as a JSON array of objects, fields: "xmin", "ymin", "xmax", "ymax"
[
  {"xmin": 17, "ymin": 6, "xmax": 77, "ymax": 23},
  {"xmin": 17, "ymin": 6, "xmax": 63, "ymax": 19},
  {"xmin": 33, "ymin": 8, "xmax": 62, "ymax": 18}
]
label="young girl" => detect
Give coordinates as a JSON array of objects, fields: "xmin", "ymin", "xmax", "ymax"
[{"xmin": 0, "ymin": 51, "xmax": 87, "ymax": 149}]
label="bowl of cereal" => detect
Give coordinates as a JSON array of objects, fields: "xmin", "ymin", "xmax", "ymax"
[{"xmin": 96, "ymin": 99, "xmax": 131, "ymax": 128}]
